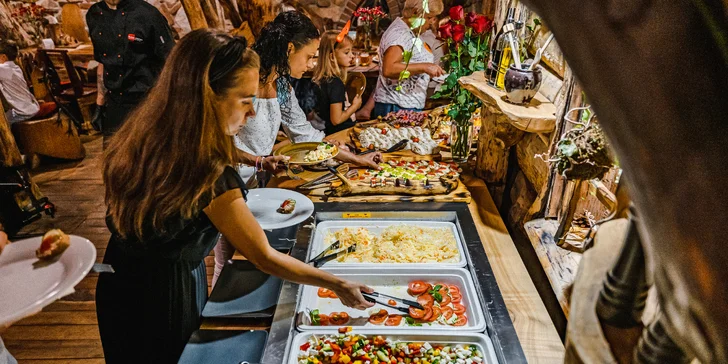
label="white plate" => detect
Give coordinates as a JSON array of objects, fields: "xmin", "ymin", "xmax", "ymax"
[
  {"xmin": 247, "ymin": 188, "xmax": 314, "ymax": 230},
  {"xmin": 0, "ymin": 235, "xmax": 96, "ymax": 327}
]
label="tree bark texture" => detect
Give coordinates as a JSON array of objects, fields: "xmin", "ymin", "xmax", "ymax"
[{"xmin": 522, "ymin": 0, "xmax": 728, "ymax": 362}]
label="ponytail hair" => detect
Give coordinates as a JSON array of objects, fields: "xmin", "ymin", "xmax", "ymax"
[{"xmin": 253, "ymin": 11, "xmax": 319, "ymax": 105}]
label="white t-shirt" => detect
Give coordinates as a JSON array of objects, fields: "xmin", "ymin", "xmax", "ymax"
[
  {"xmin": 233, "ymin": 91, "xmax": 325, "ymax": 180},
  {"xmin": 374, "ymin": 17, "xmax": 433, "ymax": 109},
  {"xmin": 0, "ymin": 61, "xmax": 39, "ymax": 117}
]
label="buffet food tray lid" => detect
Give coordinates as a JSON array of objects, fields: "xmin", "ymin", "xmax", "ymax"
[
  {"xmin": 295, "ymin": 267, "xmax": 486, "ymax": 333},
  {"xmin": 286, "ymin": 329, "xmax": 498, "ymax": 364},
  {"xmin": 308, "ymin": 220, "xmax": 468, "ymax": 269}
]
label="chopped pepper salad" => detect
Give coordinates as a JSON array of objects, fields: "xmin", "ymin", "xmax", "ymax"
[{"xmin": 297, "ymin": 333, "xmax": 487, "ymax": 364}]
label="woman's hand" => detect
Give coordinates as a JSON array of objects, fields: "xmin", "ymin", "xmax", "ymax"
[
  {"xmin": 261, "ymin": 155, "xmax": 290, "ymax": 172},
  {"xmin": 351, "ymin": 94, "xmax": 363, "ymax": 111},
  {"xmin": 423, "ymin": 63, "xmax": 446, "ymax": 78},
  {"xmin": 354, "ymin": 152, "xmax": 383, "ymax": 170},
  {"xmin": 332, "ymin": 280, "xmax": 375, "ymax": 310}
]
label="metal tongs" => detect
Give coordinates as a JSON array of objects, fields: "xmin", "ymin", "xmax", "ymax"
[
  {"xmin": 362, "ymin": 292, "xmax": 424, "ymax": 313},
  {"xmin": 360, "ymin": 139, "xmax": 409, "ymax": 155},
  {"xmin": 307, "ymin": 242, "xmax": 357, "ymax": 267}
]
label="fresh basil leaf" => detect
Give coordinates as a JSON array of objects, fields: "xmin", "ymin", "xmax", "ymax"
[{"xmin": 433, "ymin": 292, "xmax": 443, "ymax": 302}]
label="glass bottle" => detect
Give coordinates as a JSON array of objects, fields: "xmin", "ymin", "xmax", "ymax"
[{"xmin": 487, "ymin": 8, "xmax": 516, "ymax": 85}]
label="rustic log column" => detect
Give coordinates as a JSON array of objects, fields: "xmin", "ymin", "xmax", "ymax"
[
  {"xmin": 596, "ymin": 207, "xmax": 649, "ymax": 328},
  {"xmin": 218, "ymin": 0, "xmax": 243, "ymax": 28},
  {"xmin": 459, "ymin": 71, "xmax": 557, "ymax": 207},
  {"xmin": 180, "ymin": 0, "xmax": 208, "ymax": 30},
  {"xmin": 199, "ymin": 0, "xmax": 221, "ymax": 28},
  {"xmin": 634, "ymin": 315, "xmax": 692, "ymax": 364},
  {"xmin": 0, "ymin": 104, "xmax": 24, "ymax": 167}
]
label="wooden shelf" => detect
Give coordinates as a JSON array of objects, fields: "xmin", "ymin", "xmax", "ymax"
[
  {"xmin": 524, "ymin": 218, "xmax": 583, "ymax": 318},
  {"xmin": 459, "ymin": 71, "xmax": 557, "ymax": 134}
]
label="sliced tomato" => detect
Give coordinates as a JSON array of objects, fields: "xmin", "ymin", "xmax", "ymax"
[
  {"xmin": 453, "ymin": 315, "xmax": 468, "ymax": 326},
  {"xmin": 318, "ymin": 313, "xmax": 330, "ymax": 326},
  {"xmin": 448, "ymin": 284, "xmax": 460, "ymax": 294},
  {"xmin": 329, "ymin": 291, "xmax": 338, "ymax": 299},
  {"xmin": 368, "ymin": 309, "xmax": 388, "ymax": 325},
  {"xmin": 451, "ymin": 292, "xmax": 462, "ymax": 303},
  {"xmin": 409, "ymin": 306, "xmax": 425, "ymax": 319},
  {"xmin": 318, "ymin": 287, "xmax": 334, "ymax": 298},
  {"xmin": 431, "ymin": 306, "xmax": 442, "ymax": 321},
  {"xmin": 441, "ymin": 306, "xmax": 454, "ymax": 319},
  {"xmin": 417, "ymin": 293, "xmax": 435, "ymax": 307},
  {"xmin": 385, "ymin": 315, "xmax": 403, "ymax": 326},
  {"xmin": 440, "ymin": 293, "xmax": 452, "ymax": 306},
  {"xmin": 408, "ymin": 281, "xmax": 429, "ymax": 295},
  {"xmin": 388, "ymin": 299, "xmax": 397, "ymax": 306},
  {"xmin": 453, "ymin": 303, "xmax": 466, "ymax": 315},
  {"xmin": 422, "ymin": 306, "xmax": 434, "ymax": 321},
  {"xmin": 330, "ymin": 312, "xmax": 350, "ymax": 325}
]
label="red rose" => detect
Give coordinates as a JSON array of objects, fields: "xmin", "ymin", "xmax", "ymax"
[
  {"xmin": 465, "ymin": 12, "xmax": 478, "ymax": 27},
  {"xmin": 438, "ymin": 21, "xmax": 454, "ymax": 39},
  {"xmin": 452, "ymin": 24, "xmax": 466, "ymax": 43},
  {"xmin": 449, "ymin": 5, "xmax": 464, "ymax": 22},
  {"xmin": 472, "ymin": 16, "xmax": 493, "ymax": 34}
]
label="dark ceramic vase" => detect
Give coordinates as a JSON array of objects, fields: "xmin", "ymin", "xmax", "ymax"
[{"xmin": 504, "ymin": 65, "xmax": 543, "ymax": 104}]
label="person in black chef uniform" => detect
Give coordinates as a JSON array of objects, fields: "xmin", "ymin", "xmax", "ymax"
[{"xmin": 86, "ymin": 0, "xmax": 174, "ymax": 143}]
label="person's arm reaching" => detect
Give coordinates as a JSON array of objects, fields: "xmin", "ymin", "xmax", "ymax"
[
  {"xmin": 204, "ymin": 190, "xmax": 374, "ymax": 309},
  {"xmin": 381, "ymin": 46, "xmax": 444, "ymax": 80},
  {"xmin": 329, "ymin": 93, "xmax": 362, "ymax": 126}
]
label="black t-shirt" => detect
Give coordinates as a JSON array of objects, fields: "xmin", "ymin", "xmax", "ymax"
[
  {"xmin": 315, "ymin": 77, "xmax": 356, "ymax": 135},
  {"xmin": 86, "ymin": 0, "xmax": 174, "ymax": 99}
]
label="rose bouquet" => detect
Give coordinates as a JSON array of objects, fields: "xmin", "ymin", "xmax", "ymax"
[
  {"xmin": 353, "ymin": 6, "xmax": 386, "ymax": 48},
  {"xmin": 432, "ymin": 6, "xmax": 493, "ymax": 162}
]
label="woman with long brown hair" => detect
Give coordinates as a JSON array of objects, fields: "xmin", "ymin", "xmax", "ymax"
[{"xmin": 97, "ymin": 29, "xmax": 373, "ymax": 363}]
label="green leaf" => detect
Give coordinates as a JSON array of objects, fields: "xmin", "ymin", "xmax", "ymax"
[
  {"xmin": 468, "ymin": 42, "xmax": 477, "ymax": 57},
  {"xmin": 534, "ymin": 18, "xmax": 542, "ymax": 27},
  {"xmin": 447, "ymin": 108, "xmax": 459, "ymax": 119},
  {"xmin": 457, "ymin": 92, "xmax": 467, "ymax": 105},
  {"xmin": 412, "ymin": 37, "xmax": 423, "ymax": 52},
  {"xmin": 557, "ymin": 139, "xmax": 578, "ymax": 157},
  {"xmin": 475, "ymin": 60, "xmax": 485, "ymax": 70},
  {"xmin": 433, "ymin": 292, "xmax": 443, "ymax": 302},
  {"xmin": 422, "ymin": 0, "xmax": 429, "ymax": 13},
  {"xmin": 410, "ymin": 17, "xmax": 426, "ymax": 30},
  {"xmin": 468, "ymin": 58, "xmax": 475, "ymax": 70},
  {"xmin": 405, "ymin": 316, "xmax": 422, "ymax": 326},
  {"xmin": 396, "ymin": 85, "xmax": 402, "ymax": 91},
  {"xmin": 309, "ymin": 309, "xmax": 320, "ymax": 325},
  {"xmin": 399, "ymin": 70, "xmax": 411, "ymax": 80},
  {"xmin": 402, "ymin": 50, "xmax": 412, "ymax": 63}
]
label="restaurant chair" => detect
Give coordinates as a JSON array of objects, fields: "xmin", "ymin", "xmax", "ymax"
[
  {"xmin": 37, "ymin": 49, "xmax": 97, "ymax": 130},
  {"xmin": 11, "ymin": 108, "xmax": 86, "ymax": 168},
  {"xmin": 178, "ymin": 330, "xmax": 268, "ymax": 364}
]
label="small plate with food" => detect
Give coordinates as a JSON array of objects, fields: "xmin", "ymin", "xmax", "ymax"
[
  {"xmin": 246, "ymin": 188, "xmax": 314, "ymax": 230},
  {"xmin": 0, "ymin": 230, "xmax": 96, "ymax": 327},
  {"xmin": 274, "ymin": 142, "xmax": 339, "ymax": 166}
]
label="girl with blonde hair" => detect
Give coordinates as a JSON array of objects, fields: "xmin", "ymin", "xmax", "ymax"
[{"xmin": 312, "ymin": 30, "xmax": 362, "ymax": 135}]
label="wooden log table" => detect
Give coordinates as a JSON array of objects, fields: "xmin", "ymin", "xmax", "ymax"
[{"xmin": 459, "ymin": 71, "xmax": 557, "ymax": 207}]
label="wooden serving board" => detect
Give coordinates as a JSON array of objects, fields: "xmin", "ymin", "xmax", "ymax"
[
  {"xmin": 307, "ymin": 182, "xmax": 471, "ymax": 203},
  {"xmin": 348, "ymin": 123, "xmax": 443, "ymax": 161},
  {"xmin": 305, "ymin": 165, "xmax": 472, "ymax": 203}
]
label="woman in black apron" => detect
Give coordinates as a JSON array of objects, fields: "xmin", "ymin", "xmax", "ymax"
[{"xmin": 96, "ymin": 29, "xmax": 374, "ymax": 364}]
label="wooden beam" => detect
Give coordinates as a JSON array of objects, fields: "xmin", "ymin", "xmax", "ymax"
[
  {"xmin": 236, "ymin": 0, "xmax": 279, "ymax": 37},
  {"xmin": 218, "ymin": 0, "xmax": 243, "ymax": 28},
  {"xmin": 180, "ymin": 0, "xmax": 208, "ymax": 30},
  {"xmin": 0, "ymin": 103, "xmax": 24, "ymax": 167},
  {"xmin": 200, "ymin": 0, "xmax": 222, "ymax": 29}
]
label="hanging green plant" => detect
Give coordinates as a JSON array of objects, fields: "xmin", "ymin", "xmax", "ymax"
[{"xmin": 545, "ymin": 108, "xmax": 614, "ymax": 180}]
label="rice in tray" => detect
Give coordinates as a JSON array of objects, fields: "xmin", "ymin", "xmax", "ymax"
[{"xmin": 324, "ymin": 225, "xmax": 459, "ymax": 263}]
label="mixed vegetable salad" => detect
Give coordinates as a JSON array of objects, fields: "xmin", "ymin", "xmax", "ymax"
[{"xmin": 297, "ymin": 333, "xmax": 487, "ymax": 364}]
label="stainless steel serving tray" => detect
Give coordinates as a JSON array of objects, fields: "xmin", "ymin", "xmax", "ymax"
[
  {"xmin": 308, "ymin": 220, "xmax": 468, "ymax": 268},
  {"xmin": 296, "ymin": 268, "xmax": 485, "ymax": 332},
  {"xmin": 286, "ymin": 330, "xmax": 498, "ymax": 364}
]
